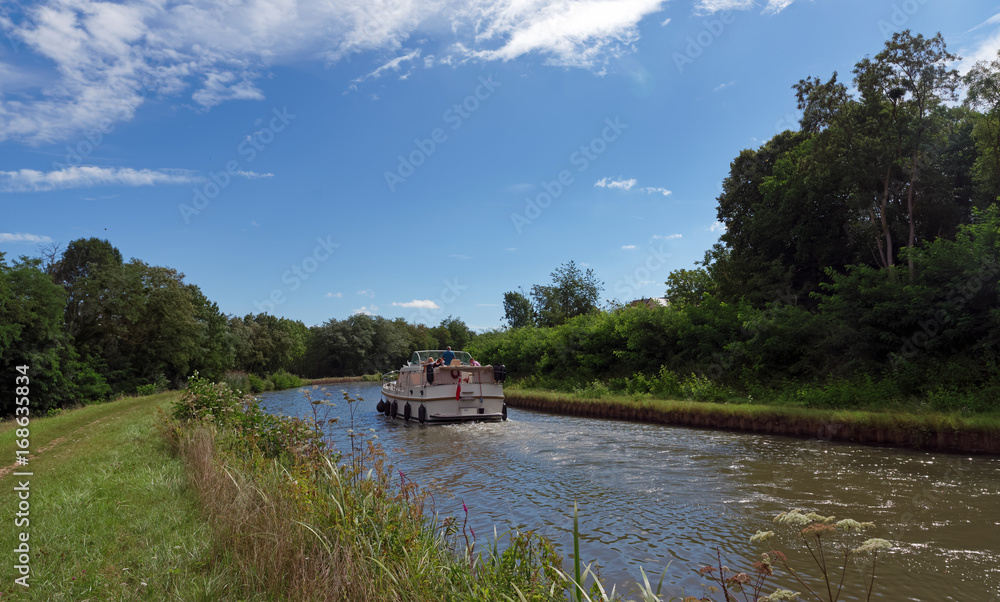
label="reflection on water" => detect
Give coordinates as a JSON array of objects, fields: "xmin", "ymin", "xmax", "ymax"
[{"xmin": 261, "ymin": 384, "xmax": 1000, "ymax": 601}]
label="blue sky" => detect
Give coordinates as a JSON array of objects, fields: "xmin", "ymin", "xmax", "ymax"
[{"xmin": 1, "ymin": 0, "xmax": 999, "ymax": 331}]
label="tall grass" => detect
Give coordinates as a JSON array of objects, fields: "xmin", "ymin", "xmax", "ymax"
[{"xmin": 166, "ymin": 376, "xmax": 569, "ymax": 601}]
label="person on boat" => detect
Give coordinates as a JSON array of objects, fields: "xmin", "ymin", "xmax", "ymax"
[
  {"xmin": 432, "ymin": 357, "xmax": 445, "ymax": 367},
  {"xmin": 423, "ymin": 356, "xmax": 436, "ymax": 366},
  {"xmin": 469, "ymin": 357, "xmax": 481, "ymax": 366},
  {"xmin": 441, "ymin": 346, "xmax": 456, "ymax": 366}
]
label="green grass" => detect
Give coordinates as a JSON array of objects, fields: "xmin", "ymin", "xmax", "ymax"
[
  {"xmin": 0, "ymin": 393, "xmax": 244, "ymax": 600},
  {"xmin": 504, "ymin": 387, "xmax": 1000, "ymax": 453}
]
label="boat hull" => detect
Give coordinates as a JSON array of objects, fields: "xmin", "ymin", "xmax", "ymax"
[{"xmin": 380, "ymin": 383, "xmax": 506, "ymax": 423}]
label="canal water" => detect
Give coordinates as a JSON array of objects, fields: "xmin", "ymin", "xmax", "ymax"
[{"xmin": 260, "ymin": 383, "xmax": 1000, "ymax": 601}]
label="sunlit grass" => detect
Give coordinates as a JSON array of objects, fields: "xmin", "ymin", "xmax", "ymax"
[{"xmin": 0, "ymin": 392, "xmax": 237, "ymax": 600}]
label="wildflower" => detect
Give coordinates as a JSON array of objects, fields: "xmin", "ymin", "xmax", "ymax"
[
  {"xmin": 750, "ymin": 530, "xmax": 775, "ymax": 544},
  {"xmin": 759, "ymin": 589, "xmax": 800, "ymax": 601},
  {"xmin": 774, "ymin": 509, "xmax": 835, "ymax": 527},
  {"xmin": 852, "ymin": 538, "xmax": 893, "ymax": 555},
  {"xmin": 836, "ymin": 518, "xmax": 874, "ymax": 533},
  {"xmin": 800, "ymin": 523, "xmax": 836, "ymax": 538}
]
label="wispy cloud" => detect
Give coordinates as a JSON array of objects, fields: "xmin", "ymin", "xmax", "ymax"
[
  {"xmin": 596, "ymin": 177, "xmax": 670, "ymax": 196},
  {"xmin": 392, "ymin": 299, "xmax": 440, "ymax": 309},
  {"xmin": 235, "ymin": 170, "xmax": 274, "ymax": 179},
  {"xmin": 595, "ymin": 177, "xmax": 637, "ymax": 190},
  {"xmin": 0, "ymin": 166, "xmax": 202, "ymax": 192},
  {"xmin": 326, "ymin": 291, "xmax": 343, "ymax": 298},
  {"xmin": 714, "ymin": 80, "xmax": 735, "ymax": 92},
  {"xmin": 653, "ymin": 233, "xmax": 682, "ymax": 240},
  {"xmin": 0, "ymin": 0, "xmax": 668, "ymax": 144},
  {"xmin": 353, "ymin": 305, "xmax": 378, "ymax": 316},
  {"xmin": 357, "ymin": 289, "xmax": 375, "ymax": 298},
  {"xmin": 0, "ymin": 232, "xmax": 53, "ymax": 244},
  {"xmin": 642, "ymin": 186, "xmax": 671, "ymax": 196},
  {"xmin": 959, "ymin": 14, "xmax": 1000, "ymax": 73},
  {"xmin": 621, "ymin": 244, "xmax": 637, "ymax": 249},
  {"xmin": 709, "ymin": 220, "xmax": 726, "ymax": 232},
  {"xmin": 695, "ymin": 0, "xmax": 796, "ymax": 14}
]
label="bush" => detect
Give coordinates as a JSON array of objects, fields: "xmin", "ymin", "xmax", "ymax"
[
  {"xmin": 246, "ymin": 373, "xmax": 273, "ymax": 393},
  {"xmin": 136, "ymin": 383, "xmax": 157, "ymax": 396},
  {"xmin": 268, "ymin": 370, "xmax": 305, "ymax": 390}
]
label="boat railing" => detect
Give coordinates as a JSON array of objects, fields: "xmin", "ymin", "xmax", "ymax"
[{"xmin": 381, "ymin": 370, "xmax": 398, "ymax": 386}]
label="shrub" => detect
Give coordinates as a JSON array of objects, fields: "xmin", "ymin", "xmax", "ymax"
[
  {"xmin": 136, "ymin": 383, "xmax": 157, "ymax": 396},
  {"xmin": 268, "ymin": 370, "xmax": 305, "ymax": 390}
]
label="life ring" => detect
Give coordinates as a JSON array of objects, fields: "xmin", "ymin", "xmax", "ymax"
[{"xmin": 451, "ymin": 369, "xmax": 461, "ymax": 379}]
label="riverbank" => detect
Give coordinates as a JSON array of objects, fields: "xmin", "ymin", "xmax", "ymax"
[
  {"xmin": 0, "ymin": 393, "xmax": 233, "ymax": 599},
  {"xmin": 504, "ymin": 388, "xmax": 1000, "ymax": 454}
]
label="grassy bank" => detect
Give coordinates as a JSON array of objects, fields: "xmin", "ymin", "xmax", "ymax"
[
  {"xmin": 0, "ymin": 393, "xmax": 231, "ymax": 600},
  {"xmin": 504, "ymin": 387, "xmax": 1000, "ymax": 454}
]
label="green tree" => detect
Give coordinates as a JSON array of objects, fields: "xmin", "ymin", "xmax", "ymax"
[
  {"xmin": 530, "ymin": 261, "xmax": 604, "ymax": 327},
  {"xmin": 0, "ymin": 255, "xmax": 100, "ymax": 415},
  {"xmin": 503, "ymin": 289, "xmax": 535, "ymax": 328},
  {"xmin": 965, "ymin": 49, "xmax": 1000, "ymax": 206},
  {"xmin": 856, "ymin": 30, "xmax": 961, "ymax": 279},
  {"xmin": 664, "ymin": 264, "xmax": 715, "ymax": 306}
]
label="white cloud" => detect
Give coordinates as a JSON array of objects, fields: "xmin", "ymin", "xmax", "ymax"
[
  {"xmin": 695, "ymin": 0, "xmax": 797, "ymax": 14},
  {"xmin": 0, "ymin": 232, "xmax": 53, "ymax": 244},
  {"xmin": 393, "ymin": 299, "xmax": 441, "ymax": 309},
  {"xmin": 0, "ymin": 0, "xmax": 668, "ymax": 144},
  {"xmin": 0, "ymin": 166, "xmax": 202, "ymax": 192},
  {"xmin": 468, "ymin": 0, "xmax": 665, "ymax": 68},
  {"xmin": 661, "ymin": 17, "xmax": 671, "ymax": 26},
  {"xmin": 642, "ymin": 186, "xmax": 671, "ymax": 196},
  {"xmin": 595, "ymin": 177, "xmax": 637, "ymax": 190},
  {"xmin": 694, "ymin": 0, "xmax": 755, "ymax": 14},
  {"xmin": 234, "ymin": 170, "xmax": 273, "ymax": 179},
  {"xmin": 353, "ymin": 305, "xmax": 378, "ymax": 316},
  {"xmin": 326, "ymin": 291, "xmax": 343, "ymax": 298},
  {"xmin": 709, "ymin": 220, "xmax": 726, "ymax": 232},
  {"xmin": 763, "ymin": 0, "xmax": 796, "ymax": 14},
  {"xmin": 959, "ymin": 14, "xmax": 1000, "ymax": 74},
  {"xmin": 621, "ymin": 244, "xmax": 637, "ymax": 249},
  {"xmin": 653, "ymin": 233, "xmax": 682, "ymax": 240},
  {"xmin": 714, "ymin": 80, "xmax": 735, "ymax": 92},
  {"xmin": 357, "ymin": 288, "xmax": 375, "ymax": 297}
]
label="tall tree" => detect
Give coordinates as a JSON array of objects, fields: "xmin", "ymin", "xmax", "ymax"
[
  {"xmin": 858, "ymin": 31, "xmax": 961, "ymax": 279},
  {"xmin": 965, "ymin": 49, "xmax": 1000, "ymax": 206},
  {"xmin": 503, "ymin": 289, "xmax": 534, "ymax": 329},
  {"xmin": 530, "ymin": 261, "xmax": 603, "ymax": 327}
]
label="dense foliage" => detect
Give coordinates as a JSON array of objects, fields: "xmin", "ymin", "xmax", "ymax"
[
  {"xmin": 0, "ymin": 238, "xmax": 476, "ymax": 415},
  {"xmin": 472, "ymin": 34, "xmax": 1000, "ymax": 413}
]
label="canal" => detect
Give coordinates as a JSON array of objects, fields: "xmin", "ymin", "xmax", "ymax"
[{"xmin": 261, "ymin": 383, "xmax": 1000, "ymax": 601}]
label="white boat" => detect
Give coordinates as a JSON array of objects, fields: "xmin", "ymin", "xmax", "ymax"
[{"xmin": 377, "ymin": 350, "xmax": 507, "ymax": 423}]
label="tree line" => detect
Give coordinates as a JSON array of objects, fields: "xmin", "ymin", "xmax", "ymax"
[{"xmin": 0, "ymin": 237, "xmax": 475, "ymax": 415}]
